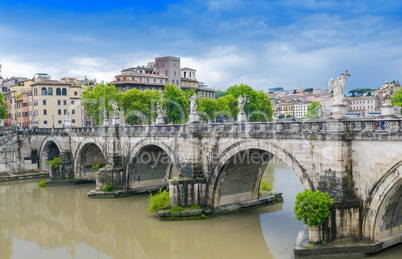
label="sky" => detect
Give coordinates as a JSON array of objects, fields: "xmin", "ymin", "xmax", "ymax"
[{"xmin": 0, "ymin": 0, "xmax": 401, "ymax": 92}]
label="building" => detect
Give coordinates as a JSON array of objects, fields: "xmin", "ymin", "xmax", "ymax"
[
  {"xmin": 31, "ymin": 79, "xmax": 84, "ymax": 128},
  {"xmin": 346, "ymin": 96, "xmax": 381, "ymax": 116},
  {"xmin": 294, "ymin": 103, "xmax": 309, "ymax": 118},
  {"xmin": 153, "ymin": 56, "xmax": 181, "ymax": 88},
  {"xmin": 180, "ymin": 67, "xmax": 215, "ymax": 99},
  {"xmin": 268, "ymin": 87, "xmax": 284, "ymax": 92},
  {"xmin": 9, "ymin": 79, "xmax": 34, "ymax": 129},
  {"xmin": 277, "ymin": 103, "xmax": 294, "ymax": 117},
  {"xmin": 111, "ymin": 68, "xmax": 168, "ymax": 93}
]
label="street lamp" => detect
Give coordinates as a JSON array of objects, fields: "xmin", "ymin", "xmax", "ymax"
[
  {"xmin": 52, "ymin": 115, "xmax": 54, "ymax": 128},
  {"xmin": 247, "ymin": 98, "xmax": 250, "ymax": 122}
]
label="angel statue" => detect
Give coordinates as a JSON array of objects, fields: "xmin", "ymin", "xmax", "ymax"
[
  {"xmin": 329, "ymin": 74, "xmax": 347, "ymax": 105},
  {"xmin": 112, "ymin": 102, "xmax": 119, "ymax": 118},
  {"xmin": 189, "ymin": 93, "xmax": 198, "ymax": 114},
  {"xmin": 380, "ymin": 81, "xmax": 396, "ymax": 106},
  {"xmin": 238, "ymin": 94, "xmax": 246, "ymax": 113},
  {"xmin": 156, "ymin": 101, "xmax": 163, "ymax": 118}
]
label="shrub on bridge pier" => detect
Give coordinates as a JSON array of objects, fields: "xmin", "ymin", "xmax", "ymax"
[
  {"xmin": 294, "ymin": 189, "xmax": 333, "ymax": 227},
  {"xmin": 147, "ymin": 187, "xmax": 170, "ymax": 215}
]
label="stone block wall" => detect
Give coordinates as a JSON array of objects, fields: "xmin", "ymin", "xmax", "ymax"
[{"xmin": 169, "ymin": 178, "xmax": 207, "ymax": 207}]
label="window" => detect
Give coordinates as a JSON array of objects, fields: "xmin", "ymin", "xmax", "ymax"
[
  {"xmin": 71, "ymin": 100, "xmax": 75, "ymax": 105},
  {"xmin": 57, "ymin": 100, "xmax": 61, "ymax": 105},
  {"xmin": 43, "ymin": 100, "xmax": 47, "ymax": 105},
  {"xmin": 74, "ymin": 91, "xmax": 77, "ymax": 96},
  {"xmin": 58, "ymin": 120, "xmax": 62, "ymax": 124},
  {"xmin": 58, "ymin": 109, "xmax": 61, "ymax": 115},
  {"xmin": 56, "ymin": 88, "xmax": 61, "ymax": 95},
  {"xmin": 44, "ymin": 120, "xmax": 48, "ymax": 125},
  {"xmin": 165, "ymin": 62, "xmax": 167, "ymax": 67},
  {"xmin": 177, "ymin": 80, "xmax": 179, "ymax": 84},
  {"xmin": 184, "ymin": 72, "xmax": 186, "ymax": 78},
  {"xmin": 41, "ymin": 87, "xmax": 47, "ymax": 95},
  {"xmin": 64, "ymin": 109, "xmax": 67, "ymax": 115},
  {"xmin": 47, "ymin": 88, "xmax": 53, "ymax": 95},
  {"xmin": 122, "ymin": 87, "xmax": 125, "ymax": 92},
  {"xmin": 72, "ymin": 119, "xmax": 76, "ymax": 123},
  {"xmin": 174, "ymin": 71, "xmax": 176, "ymax": 76},
  {"xmin": 62, "ymin": 88, "xmax": 67, "ymax": 96},
  {"xmin": 72, "ymin": 109, "xmax": 75, "ymax": 115},
  {"xmin": 63, "ymin": 100, "xmax": 67, "ymax": 105},
  {"xmin": 165, "ymin": 71, "xmax": 167, "ymax": 76},
  {"xmin": 43, "ymin": 109, "xmax": 47, "ymax": 115},
  {"xmin": 172, "ymin": 79, "xmax": 174, "ymax": 83}
]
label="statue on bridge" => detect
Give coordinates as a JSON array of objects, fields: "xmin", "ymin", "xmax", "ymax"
[
  {"xmin": 189, "ymin": 93, "xmax": 198, "ymax": 114},
  {"xmin": 380, "ymin": 81, "xmax": 396, "ymax": 106},
  {"xmin": 156, "ymin": 101, "xmax": 165, "ymax": 118},
  {"xmin": 329, "ymin": 70, "xmax": 350, "ymax": 105},
  {"xmin": 238, "ymin": 94, "xmax": 246, "ymax": 113},
  {"xmin": 112, "ymin": 102, "xmax": 119, "ymax": 119}
]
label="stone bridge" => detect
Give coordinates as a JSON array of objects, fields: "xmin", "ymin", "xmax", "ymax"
[{"xmin": 0, "ymin": 118, "xmax": 401, "ymax": 249}]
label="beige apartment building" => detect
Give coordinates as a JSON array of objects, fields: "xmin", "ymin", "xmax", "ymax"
[
  {"xmin": 31, "ymin": 79, "xmax": 84, "ymax": 128},
  {"xmin": 9, "ymin": 79, "xmax": 34, "ymax": 129},
  {"xmin": 346, "ymin": 96, "xmax": 381, "ymax": 116}
]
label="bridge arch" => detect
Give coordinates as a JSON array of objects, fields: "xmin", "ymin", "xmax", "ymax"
[
  {"xmin": 363, "ymin": 160, "xmax": 402, "ymax": 242},
  {"xmin": 208, "ymin": 139, "xmax": 314, "ymax": 208},
  {"xmin": 74, "ymin": 139, "xmax": 107, "ymax": 179},
  {"xmin": 127, "ymin": 139, "xmax": 178, "ymax": 190},
  {"xmin": 39, "ymin": 137, "xmax": 62, "ymax": 170}
]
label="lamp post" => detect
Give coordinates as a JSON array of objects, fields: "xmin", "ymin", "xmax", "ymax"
[
  {"xmin": 52, "ymin": 115, "xmax": 54, "ymax": 128},
  {"xmin": 247, "ymin": 98, "xmax": 250, "ymax": 122}
]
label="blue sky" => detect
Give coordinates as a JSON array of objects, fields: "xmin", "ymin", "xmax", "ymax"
[{"xmin": 0, "ymin": 0, "xmax": 401, "ymax": 92}]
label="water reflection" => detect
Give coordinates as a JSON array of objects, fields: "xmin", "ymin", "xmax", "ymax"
[
  {"xmin": 0, "ymin": 181, "xmax": 276, "ymax": 259},
  {"xmin": 0, "ymin": 161, "xmax": 400, "ymax": 259}
]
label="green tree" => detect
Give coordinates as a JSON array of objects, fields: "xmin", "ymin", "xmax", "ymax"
[
  {"xmin": 303, "ymin": 88, "xmax": 313, "ymax": 93},
  {"xmin": 82, "ymin": 82, "xmax": 120, "ymax": 125},
  {"xmin": 304, "ymin": 101, "xmax": 321, "ymax": 118},
  {"xmin": 391, "ymin": 89, "xmax": 402, "ymax": 114},
  {"xmin": 348, "ymin": 88, "xmax": 373, "ymax": 97},
  {"xmin": 215, "ymin": 90, "xmax": 224, "ymax": 99},
  {"xmin": 162, "ymin": 84, "xmax": 189, "ymax": 124},
  {"xmin": 225, "ymin": 84, "xmax": 272, "ymax": 121},
  {"xmin": 0, "ymin": 92, "xmax": 7, "ymax": 121},
  {"xmin": 278, "ymin": 114, "xmax": 285, "ymax": 119},
  {"xmin": 119, "ymin": 89, "xmax": 161, "ymax": 125},
  {"xmin": 286, "ymin": 114, "xmax": 292, "ymax": 118},
  {"xmin": 293, "ymin": 89, "xmax": 297, "ymax": 94},
  {"xmin": 294, "ymin": 189, "xmax": 333, "ymax": 227},
  {"xmin": 197, "ymin": 98, "xmax": 217, "ymax": 121},
  {"xmin": 216, "ymin": 94, "xmax": 238, "ymax": 120}
]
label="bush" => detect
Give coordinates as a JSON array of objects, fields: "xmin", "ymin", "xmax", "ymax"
[
  {"xmin": 169, "ymin": 206, "xmax": 184, "ymax": 213},
  {"xmin": 260, "ymin": 180, "xmax": 273, "ymax": 191},
  {"xmin": 147, "ymin": 187, "xmax": 170, "ymax": 215},
  {"xmin": 294, "ymin": 189, "xmax": 333, "ymax": 227},
  {"xmin": 103, "ymin": 183, "xmax": 114, "ymax": 192},
  {"xmin": 38, "ymin": 180, "xmax": 46, "ymax": 187},
  {"xmin": 45, "ymin": 157, "xmax": 63, "ymax": 169}
]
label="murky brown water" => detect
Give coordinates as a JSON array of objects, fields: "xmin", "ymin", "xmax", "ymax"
[{"xmin": 0, "ymin": 161, "xmax": 400, "ymax": 259}]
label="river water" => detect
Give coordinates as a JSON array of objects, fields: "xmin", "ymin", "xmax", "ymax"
[{"xmin": 0, "ymin": 161, "xmax": 400, "ymax": 259}]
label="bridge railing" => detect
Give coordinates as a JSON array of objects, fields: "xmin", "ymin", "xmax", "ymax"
[{"xmin": 31, "ymin": 118, "xmax": 402, "ymax": 137}]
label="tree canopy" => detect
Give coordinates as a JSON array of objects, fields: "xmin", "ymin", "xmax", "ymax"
[
  {"xmin": 303, "ymin": 88, "xmax": 313, "ymax": 92},
  {"xmin": 304, "ymin": 101, "xmax": 321, "ymax": 118},
  {"xmin": 391, "ymin": 89, "xmax": 402, "ymax": 111},
  {"xmin": 215, "ymin": 90, "xmax": 224, "ymax": 99},
  {"xmin": 162, "ymin": 84, "xmax": 189, "ymax": 124},
  {"xmin": 81, "ymin": 82, "xmax": 120, "ymax": 125},
  {"xmin": 348, "ymin": 88, "xmax": 373, "ymax": 97}
]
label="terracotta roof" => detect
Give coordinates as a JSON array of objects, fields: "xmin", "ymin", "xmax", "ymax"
[
  {"xmin": 115, "ymin": 72, "xmax": 167, "ymax": 79},
  {"xmin": 31, "ymin": 80, "xmax": 71, "ymax": 86},
  {"xmin": 181, "ymin": 77, "xmax": 197, "ymax": 82},
  {"xmin": 111, "ymin": 81, "xmax": 165, "ymax": 86},
  {"xmin": 181, "ymin": 67, "xmax": 196, "ymax": 71}
]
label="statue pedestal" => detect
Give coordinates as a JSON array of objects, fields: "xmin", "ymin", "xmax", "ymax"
[
  {"xmin": 64, "ymin": 120, "xmax": 72, "ymax": 127},
  {"xmin": 156, "ymin": 117, "xmax": 165, "ymax": 125},
  {"xmin": 381, "ymin": 105, "xmax": 394, "ymax": 117},
  {"xmin": 237, "ymin": 112, "xmax": 247, "ymax": 123},
  {"xmin": 103, "ymin": 119, "xmax": 109, "ymax": 126},
  {"xmin": 31, "ymin": 121, "xmax": 38, "ymax": 129},
  {"xmin": 112, "ymin": 117, "xmax": 120, "ymax": 126},
  {"xmin": 189, "ymin": 113, "xmax": 199, "ymax": 124},
  {"xmin": 331, "ymin": 104, "xmax": 346, "ymax": 117}
]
